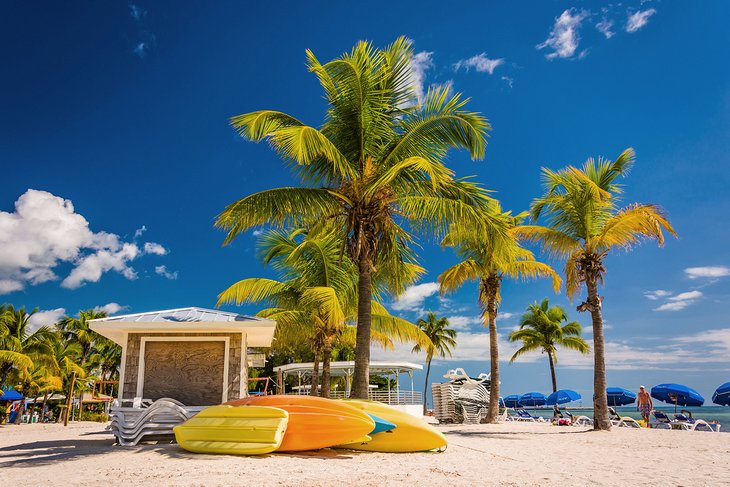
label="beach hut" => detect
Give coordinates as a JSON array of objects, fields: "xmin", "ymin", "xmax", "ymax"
[{"xmin": 89, "ymin": 307, "xmax": 276, "ymax": 406}]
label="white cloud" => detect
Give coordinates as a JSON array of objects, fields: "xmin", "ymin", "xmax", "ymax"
[
  {"xmin": 27, "ymin": 308, "xmax": 66, "ymax": 332},
  {"xmin": 537, "ymin": 8, "xmax": 590, "ymax": 60},
  {"xmin": 143, "ymin": 242, "xmax": 168, "ymax": 255},
  {"xmin": 684, "ymin": 266, "xmax": 730, "ymax": 279},
  {"xmin": 0, "ymin": 189, "xmax": 168, "ymax": 293},
  {"xmin": 134, "ymin": 225, "xmax": 147, "ymax": 238},
  {"xmin": 596, "ymin": 18, "xmax": 615, "ymax": 38},
  {"xmin": 391, "ymin": 282, "xmax": 440, "ymax": 312},
  {"xmin": 93, "ymin": 302, "xmax": 127, "ymax": 315},
  {"xmin": 447, "ymin": 315, "xmax": 482, "ymax": 330},
  {"xmin": 501, "ymin": 76, "xmax": 514, "ymax": 89},
  {"xmin": 644, "ymin": 289, "xmax": 672, "ymax": 300},
  {"xmin": 252, "ymin": 229, "xmax": 263, "ymax": 237},
  {"xmin": 133, "ymin": 42, "xmax": 148, "ymax": 58},
  {"xmin": 129, "ymin": 4, "xmax": 146, "ymax": 21},
  {"xmin": 654, "ymin": 290, "xmax": 703, "ymax": 312},
  {"xmin": 453, "ymin": 53, "xmax": 504, "ymax": 75},
  {"xmin": 625, "ymin": 8, "xmax": 657, "ymax": 33},
  {"xmin": 155, "ymin": 265, "xmax": 178, "ymax": 280},
  {"xmin": 408, "ymin": 51, "xmax": 434, "ymax": 103}
]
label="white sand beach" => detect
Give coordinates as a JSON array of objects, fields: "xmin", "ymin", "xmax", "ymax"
[{"xmin": 2, "ymin": 421, "xmax": 728, "ymax": 487}]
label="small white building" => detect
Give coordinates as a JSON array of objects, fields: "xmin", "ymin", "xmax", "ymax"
[{"xmin": 89, "ymin": 307, "xmax": 276, "ymax": 406}]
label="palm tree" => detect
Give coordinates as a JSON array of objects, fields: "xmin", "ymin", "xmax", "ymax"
[
  {"xmin": 88, "ymin": 339, "xmax": 122, "ymax": 396},
  {"xmin": 518, "ymin": 148, "xmax": 676, "ymax": 430},
  {"xmin": 217, "ymin": 227, "xmax": 430, "ymax": 398},
  {"xmin": 412, "ymin": 312, "xmax": 456, "ymax": 415},
  {"xmin": 508, "ymin": 299, "xmax": 590, "ymax": 393},
  {"xmin": 56, "ymin": 309, "xmax": 107, "ymax": 424},
  {"xmin": 0, "ymin": 305, "xmax": 39, "ymax": 386},
  {"xmin": 439, "ymin": 209, "xmax": 561, "ymax": 423},
  {"xmin": 215, "ymin": 38, "xmax": 494, "ymax": 398}
]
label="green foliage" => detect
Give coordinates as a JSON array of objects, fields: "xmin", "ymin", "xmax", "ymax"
[{"xmin": 508, "ymin": 298, "xmax": 590, "ymax": 364}]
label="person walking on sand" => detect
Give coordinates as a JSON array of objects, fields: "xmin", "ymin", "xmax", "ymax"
[{"xmin": 637, "ymin": 386, "xmax": 653, "ymax": 427}]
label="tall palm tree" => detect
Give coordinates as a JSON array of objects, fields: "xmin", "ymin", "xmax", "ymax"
[
  {"xmin": 215, "ymin": 38, "xmax": 494, "ymax": 398},
  {"xmin": 88, "ymin": 338, "xmax": 122, "ymax": 396},
  {"xmin": 56, "ymin": 309, "xmax": 107, "ymax": 424},
  {"xmin": 439, "ymin": 209, "xmax": 561, "ymax": 423},
  {"xmin": 518, "ymin": 148, "xmax": 676, "ymax": 430},
  {"xmin": 508, "ymin": 299, "xmax": 590, "ymax": 393},
  {"xmin": 412, "ymin": 312, "xmax": 456, "ymax": 415},
  {"xmin": 217, "ymin": 227, "xmax": 430, "ymax": 398}
]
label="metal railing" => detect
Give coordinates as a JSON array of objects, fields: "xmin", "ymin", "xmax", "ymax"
[{"xmin": 288, "ymin": 389, "xmax": 422, "ymax": 405}]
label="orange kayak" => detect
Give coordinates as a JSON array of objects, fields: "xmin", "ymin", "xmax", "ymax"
[{"xmin": 226, "ymin": 395, "xmax": 374, "ymax": 452}]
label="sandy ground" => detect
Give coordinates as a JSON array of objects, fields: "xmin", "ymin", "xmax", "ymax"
[{"xmin": 2, "ymin": 421, "xmax": 728, "ymax": 486}]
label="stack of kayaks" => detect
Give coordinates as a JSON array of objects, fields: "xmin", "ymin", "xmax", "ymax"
[{"xmin": 173, "ymin": 395, "xmax": 447, "ymax": 456}]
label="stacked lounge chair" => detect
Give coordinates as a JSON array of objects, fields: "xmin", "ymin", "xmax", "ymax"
[
  {"xmin": 109, "ymin": 398, "xmax": 205, "ymax": 445},
  {"xmin": 432, "ymin": 368, "xmax": 491, "ymax": 424}
]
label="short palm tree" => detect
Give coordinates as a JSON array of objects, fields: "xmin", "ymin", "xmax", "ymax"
[
  {"xmin": 56, "ymin": 309, "xmax": 107, "ymax": 424},
  {"xmin": 518, "ymin": 148, "xmax": 676, "ymax": 430},
  {"xmin": 508, "ymin": 299, "xmax": 590, "ymax": 393},
  {"xmin": 412, "ymin": 312, "xmax": 456, "ymax": 415},
  {"xmin": 0, "ymin": 305, "xmax": 40, "ymax": 386},
  {"xmin": 439, "ymin": 209, "xmax": 561, "ymax": 423},
  {"xmin": 217, "ymin": 227, "xmax": 430, "ymax": 398},
  {"xmin": 215, "ymin": 38, "xmax": 494, "ymax": 398}
]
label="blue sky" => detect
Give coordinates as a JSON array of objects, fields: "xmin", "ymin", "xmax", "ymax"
[{"xmin": 2, "ymin": 1, "xmax": 730, "ymax": 404}]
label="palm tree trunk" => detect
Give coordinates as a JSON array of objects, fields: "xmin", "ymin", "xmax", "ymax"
[
  {"xmin": 484, "ymin": 277, "xmax": 501, "ymax": 423},
  {"xmin": 321, "ymin": 344, "xmax": 332, "ymax": 398},
  {"xmin": 14, "ymin": 388, "xmax": 27, "ymax": 424},
  {"xmin": 310, "ymin": 349, "xmax": 321, "ymax": 397},
  {"xmin": 63, "ymin": 371, "xmax": 76, "ymax": 426},
  {"xmin": 547, "ymin": 351, "xmax": 558, "ymax": 393},
  {"xmin": 352, "ymin": 257, "xmax": 372, "ymax": 399},
  {"xmin": 423, "ymin": 356, "xmax": 432, "ymax": 416},
  {"xmin": 41, "ymin": 391, "xmax": 49, "ymax": 422},
  {"xmin": 583, "ymin": 276, "xmax": 610, "ymax": 431}
]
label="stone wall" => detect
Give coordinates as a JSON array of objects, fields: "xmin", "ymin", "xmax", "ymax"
[{"xmin": 122, "ymin": 332, "xmax": 245, "ymax": 404}]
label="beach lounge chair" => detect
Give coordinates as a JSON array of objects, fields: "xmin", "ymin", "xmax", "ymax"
[
  {"xmin": 512, "ymin": 408, "xmax": 546, "ymax": 422},
  {"xmin": 109, "ymin": 398, "xmax": 204, "ymax": 446},
  {"xmin": 562, "ymin": 410, "xmax": 593, "ymax": 426},
  {"xmin": 649, "ymin": 410, "xmax": 675, "ymax": 429},
  {"xmin": 608, "ymin": 407, "xmax": 641, "ymax": 428},
  {"xmin": 673, "ymin": 410, "xmax": 721, "ymax": 432}
]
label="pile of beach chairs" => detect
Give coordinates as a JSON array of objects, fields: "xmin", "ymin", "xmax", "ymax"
[
  {"xmin": 108, "ymin": 398, "xmax": 204, "ymax": 446},
  {"xmin": 432, "ymin": 368, "xmax": 491, "ymax": 424}
]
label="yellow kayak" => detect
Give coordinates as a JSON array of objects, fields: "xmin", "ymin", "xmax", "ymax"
[
  {"xmin": 174, "ymin": 405, "xmax": 288, "ymax": 455},
  {"xmin": 337, "ymin": 400, "xmax": 447, "ymax": 453}
]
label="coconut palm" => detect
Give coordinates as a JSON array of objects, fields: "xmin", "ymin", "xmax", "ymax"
[
  {"xmin": 508, "ymin": 299, "xmax": 590, "ymax": 393},
  {"xmin": 217, "ymin": 227, "xmax": 430, "ymax": 398},
  {"xmin": 0, "ymin": 305, "xmax": 40, "ymax": 386},
  {"xmin": 517, "ymin": 148, "xmax": 676, "ymax": 430},
  {"xmin": 215, "ymin": 37, "xmax": 494, "ymax": 398},
  {"xmin": 88, "ymin": 339, "xmax": 122, "ymax": 396},
  {"xmin": 439, "ymin": 209, "xmax": 561, "ymax": 423},
  {"xmin": 56, "ymin": 309, "xmax": 107, "ymax": 424},
  {"xmin": 412, "ymin": 312, "xmax": 456, "ymax": 415}
]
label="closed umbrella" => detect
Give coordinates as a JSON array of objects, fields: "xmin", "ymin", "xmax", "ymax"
[
  {"xmin": 712, "ymin": 382, "xmax": 730, "ymax": 406},
  {"xmin": 650, "ymin": 383, "xmax": 704, "ymax": 412},
  {"xmin": 546, "ymin": 389, "xmax": 581, "ymax": 406},
  {"xmin": 606, "ymin": 387, "xmax": 636, "ymax": 407},
  {"xmin": 503, "ymin": 395, "xmax": 520, "ymax": 408}
]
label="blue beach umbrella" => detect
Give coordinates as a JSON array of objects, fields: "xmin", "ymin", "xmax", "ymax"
[
  {"xmin": 712, "ymin": 382, "xmax": 730, "ymax": 406},
  {"xmin": 519, "ymin": 392, "xmax": 547, "ymax": 407},
  {"xmin": 546, "ymin": 389, "xmax": 582, "ymax": 406},
  {"xmin": 651, "ymin": 383, "xmax": 704, "ymax": 411},
  {"xmin": 606, "ymin": 387, "xmax": 636, "ymax": 407},
  {"xmin": 503, "ymin": 395, "xmax": 521, "ymax": 408},
  {"xmin": 0, "ymin": 387, "xmax": 22, "ymax": 401}
]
